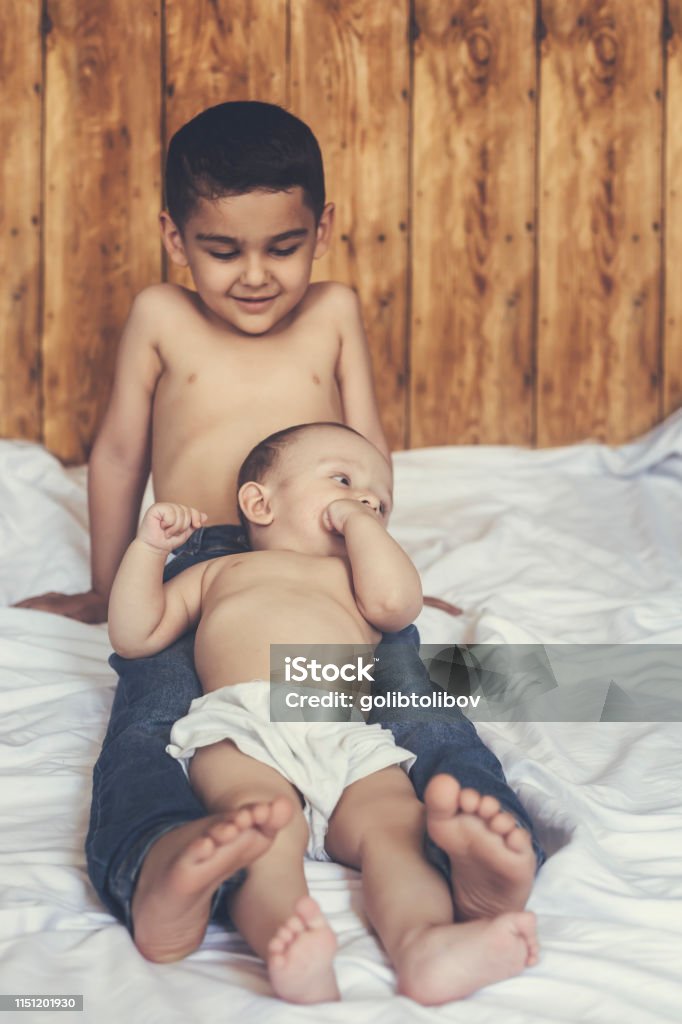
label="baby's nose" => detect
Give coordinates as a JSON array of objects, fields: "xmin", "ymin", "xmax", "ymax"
[{"xmin": 359, "ymin": 493, "xmax": 380, "ymax": 513}]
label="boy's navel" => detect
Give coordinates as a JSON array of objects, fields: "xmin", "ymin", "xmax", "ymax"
[
  {"xmin": 187, "ymin": 373, "xmax": 197, "ymax": 384},
  {"xmin": 312, "ymin": 374, "xmax": 320, "ymax": 385}
]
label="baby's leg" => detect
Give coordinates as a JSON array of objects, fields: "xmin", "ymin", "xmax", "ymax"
[
  {"xmin": 132, "ymin": 737, "xmax": 293, "ymax": 963},
  {"xmin": 191, "ymin": 741, "xmax": 340, "ymax": 1004},
  {"xmin": 326, "ymin": 767, "xmax": 538, "ymax": 1006}
]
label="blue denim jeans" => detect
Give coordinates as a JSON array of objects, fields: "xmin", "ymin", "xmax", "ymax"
[{"xmin": 86, "ymin": 525, "xmax": 544, "ymax": 933}]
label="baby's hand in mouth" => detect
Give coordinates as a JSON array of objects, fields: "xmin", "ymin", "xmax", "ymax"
[{"xmin": 324, "ymin": 499, "xmax": 379, "ymax": 535}]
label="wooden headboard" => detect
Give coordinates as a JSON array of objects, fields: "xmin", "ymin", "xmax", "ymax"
[{"xmin": 1, "ymin": 0, "xmax": 680, "ymax": 463}]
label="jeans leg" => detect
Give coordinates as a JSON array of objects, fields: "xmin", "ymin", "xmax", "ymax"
[
  {"xmin": 85, "ymin": 631, "xmax": 245, "ymax": 932},
  {"xmin": 370, "ymin": 634, "xmax": 546, "ymax": 881}
]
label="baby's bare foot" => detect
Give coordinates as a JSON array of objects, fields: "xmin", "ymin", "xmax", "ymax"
[
  {"xmin": 397, "ymin": 911, "xmax": 539, "ymax": 1005},
  {"xmin": 425, "ymin": 774, "xmax": 536, "ymax": 920},
  {"xmin": 267, "ymin": 896, "xmax": 339, "ymax": 1004},
  {"xmin": 132, "ymin": 797, "xmax": 293, "ymax": 962}
]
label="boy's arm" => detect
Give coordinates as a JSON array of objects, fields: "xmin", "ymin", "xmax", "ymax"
[
  {"xmin": 13, "ymin": 288, "xmax": 164, "ymax": 623},
  {"xmin": 332, "ymin": 287, "xmax": 464, "ymax": 621},
  {"xmin": 333, "ymin": 286, "xmax": 391, "ymax": 462},
  {"xmin": 325, "ymin": 499, "xmax": 422, "ymax": 633},
  {"xmin": 108, "ymin": 502, "xmax": 207, "ymax": 658}
]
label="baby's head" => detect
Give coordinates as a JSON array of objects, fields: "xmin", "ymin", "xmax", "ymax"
[
  {"xmin": 161, "ymin": 102, "xmax": 334, "ymax": 336},
  {"xmin": 237, "ymin": 423, "xmax": 393, "ymax": 555}
]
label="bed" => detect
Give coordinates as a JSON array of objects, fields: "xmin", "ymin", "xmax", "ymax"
[{"xmin": 1, "ymin": 414, "xmax": 681, "ymax": 1024}]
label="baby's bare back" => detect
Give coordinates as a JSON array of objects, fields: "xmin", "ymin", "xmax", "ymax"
[
  {"xmin": 193, "ymin": 549, "xmax": 379, "ymax": 690},
  {"xmin": 150, "ymin": 283, "xmax": 346, "ymax": 523}
]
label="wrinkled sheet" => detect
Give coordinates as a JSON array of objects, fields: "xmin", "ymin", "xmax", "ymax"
[{"xmin": 1, "ymin": 414, "xmax": 682, "ymax": 1023}]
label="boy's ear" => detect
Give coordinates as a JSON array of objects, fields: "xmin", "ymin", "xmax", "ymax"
[
  {"xmin": 159, "ymin": 211, "xmax": 190, "ymax": 268},
  {"xmin": 313, "ymin": 202, "xmax": 335, "ymax": 260},
  {"xmin": 238, "ymin": 481, "xmax": 274, "ymax": 527}
]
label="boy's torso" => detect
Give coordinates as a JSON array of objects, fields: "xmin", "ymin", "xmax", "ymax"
[
  {"xmin": 191, "ymin": 549, "xmax": 380, "ymax": 690},
  {"xmin": 148, "ymin": 281, "xmax": 347, "ymax": 523}
]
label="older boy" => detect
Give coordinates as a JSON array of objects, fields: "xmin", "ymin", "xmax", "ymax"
[
  {"xmin": 16, "ymin": 102, "xmax": 542, "ymax": 953},
  {"xmin": 108, "ymin": 422, "xmax": 538, "ymax": 1004}
]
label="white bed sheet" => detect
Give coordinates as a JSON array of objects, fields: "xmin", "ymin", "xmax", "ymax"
[{"xmin": 1, "ymin": 415, "xmax": 682, "ymax": 1023}]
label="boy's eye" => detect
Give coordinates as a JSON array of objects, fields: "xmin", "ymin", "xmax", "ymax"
[
  {"xmin": 270, "ymin": 246, "xmax": 300, "ymax": 258},
  {"xmin": 379, "ymin": 502, "xmax": 387, "ymax": 516},
  {"xmin": 332, "ymin": 474, "xmax": 350, "ymax": 486},
  {"xmin": 210, "ymin": 251, "xmax": 239, "ymax": 261}
]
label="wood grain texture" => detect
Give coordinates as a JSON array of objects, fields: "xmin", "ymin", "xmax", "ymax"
[
  {"xmin": 289, "ymin": 0, "xmax": 411, "ymax": 450},
  {"xmin": 0, "ymin": 2, "xmax": 43, "ymax": 441},
  {"xmin": 410, "ymin": 0, "xmax": 536, "ymax": 447},
  {"xmin": 42, "ymin": 0, "xmax": 162, "ymax": 462},
  {"xmin": 1, "ymin": 1, "xmax": 679, "ymax": 458},
  {"xmin": 164, "ymin": 0, "xmax": 287, "ymax": 289},
  {"xmin": 537, "ymin": 0, "xmax": 663, "ymax": 446},
  {"xmin": 664, "ymin": 0, "xmax": 682, "ymax": 417}
]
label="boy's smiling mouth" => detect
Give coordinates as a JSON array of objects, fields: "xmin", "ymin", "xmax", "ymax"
[{"xmin": 232, "ymin": 295, "xmax": 279, "ymax": 309}]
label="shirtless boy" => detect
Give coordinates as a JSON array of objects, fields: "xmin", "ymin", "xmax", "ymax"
[
  {"xmin": 108, "ymin": 422, "xmax": 539, "ymax": 1004},
  {"xmin": 16, "ymin": 101, "xmax": 542, "ymax": 953}
]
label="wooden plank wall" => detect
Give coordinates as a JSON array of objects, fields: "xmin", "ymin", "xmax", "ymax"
[{"xmin": 1, "ymin": 0, "xmax": 679, "ymax": 463}]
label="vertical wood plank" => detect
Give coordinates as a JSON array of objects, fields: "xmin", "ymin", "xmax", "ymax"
[
  {"xmin": 289, "ymin": 0, "xmax": 411, "ymax": 450},
  {"xmin": 164, "ymin": 0, "xmax": 288, "ymax": 290},
  {"xmin": 410, "ymin": 0, "xmax": 537, "ymax": 448},
  {"xmin": 42, "ymin": 0, "xmax": 162, "ymax": 463},
  {"xmin": 0, "ymin": 2, "xmax": 43, "ymax": 442},
  {"xmin": 537, "ymin": 0, "xmax": 663, "ymax": 446},
  {"xmin": 664, "ymin": 0, "xmax": 682, "ymax": 417}
]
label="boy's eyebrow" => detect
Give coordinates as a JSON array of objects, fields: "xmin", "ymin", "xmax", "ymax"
[{"xmin": 195, "ymin": 228, "xmax": 309, "ymax": 245}]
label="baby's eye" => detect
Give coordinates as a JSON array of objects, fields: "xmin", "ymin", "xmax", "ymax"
[
  {"xmin": 270, "ymin": 246, "xmax": 300, "ymax": 258},
  {"xmin": 332, "ymin": 474, "xmax": 350, "ymax": 486},
  {"xmin": 210, "ymin": 251, "xmax": 239, "ymax": 261},
  {"xmin": 379, "ymin": 502, "xmax": 387, "ymax": 516}
]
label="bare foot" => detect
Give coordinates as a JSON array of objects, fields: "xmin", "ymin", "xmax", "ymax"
[
  {"xmin": 132, "ymin": 798, "xmax": 293, "ymax": 962},
  {"xmin": 424, "ymin": 774, "xmax": 536, "ymax": 920},
  {"xmin": 267, "ymin": 896, "xmax": 340, "ymax": 1004},
  {"xmin": 396, "ymin": 912, "xmax": 539, "ymax": 1005}
]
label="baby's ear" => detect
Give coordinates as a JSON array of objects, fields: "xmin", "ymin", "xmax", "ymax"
[{"xmin": 238, "ymin": 481, "xmax": 273, "ymax": 527}]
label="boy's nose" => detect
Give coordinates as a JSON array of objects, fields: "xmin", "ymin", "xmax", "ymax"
[{"xmin": 241, "ymin": 257, "xmax": 268, "ymax": 287}]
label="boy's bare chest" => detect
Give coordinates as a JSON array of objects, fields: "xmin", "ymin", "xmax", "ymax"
[
  {"xmin": 156, "ymin": 323, "xmax": 340, "ymax": 416},
  {"xmin": 150, "ymin": 316, "xmax": 345, "ymax": 518}
]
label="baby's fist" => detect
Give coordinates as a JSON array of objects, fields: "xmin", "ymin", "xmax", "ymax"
[
  {"xmin": 323, "ymin": 498, "xmax": 380, "ymax": 535},
  {"xmin": 138, "ymin": 502, "xmax": 207, "ymax": 553}
]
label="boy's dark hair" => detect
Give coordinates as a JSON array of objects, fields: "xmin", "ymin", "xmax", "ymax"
[
  {"xmin": 165, "ymin": 101, "xmax": 326, "ymax": 229},
  {"xmin": 236, "ymin": 422, "xmax": 362, "ymax": 534}
]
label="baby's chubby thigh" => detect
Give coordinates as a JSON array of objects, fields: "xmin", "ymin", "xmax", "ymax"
[
  {"xmin": 325, "ymin": 765, "xmax": 424, "ymax": 869},
  {"xmin": 189, "ymin": 737, "xmax": 306, "ymax": 827}
]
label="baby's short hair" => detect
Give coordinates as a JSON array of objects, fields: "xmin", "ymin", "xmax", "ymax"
[
  {"xmin": 236, "ymin": 422, "xmax": 362, "ymax": 534},
  {"xmin": 165, "ymin": 101, "xmax": 326, "ymax": 229}
]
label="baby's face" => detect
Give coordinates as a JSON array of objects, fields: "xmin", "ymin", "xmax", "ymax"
[
  {"xmin": 163, "ymin": 188, "xmax": 331, "ymax": 336},
  {"xmin": 266, "ymin": 426, "xmax": 393, "ymax": 555}
]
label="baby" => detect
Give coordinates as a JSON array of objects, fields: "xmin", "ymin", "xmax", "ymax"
[{"xmin": 108, "ymin": 422, "xmax": 538, "ymax": 1005}]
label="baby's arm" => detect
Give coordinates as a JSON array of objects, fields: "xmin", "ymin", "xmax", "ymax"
[
  {"xmin": 325, "ymin": 500, "xmax": 422, "ymax": 633},
  {"xmin": 14, "ymin": 288, "xmax": 165, "ymax": 623},
  {"xmin": 108, "ymin": 502, "xmax": 207, "ymax": 659},
  {"xmin": 333, "ymin": 286, "xmax": 391, "ymax": 462}
]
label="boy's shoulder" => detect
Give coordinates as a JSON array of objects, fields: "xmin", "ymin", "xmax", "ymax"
[
  {"xmin": 130, "ymin": 282, "xmax": 199, "ymax": 321},
  {"xmin": 303, "ymin": 280, "xmax": 360, "ymax": 318}
]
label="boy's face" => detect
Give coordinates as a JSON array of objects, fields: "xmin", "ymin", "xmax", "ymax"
[
  {"xmin": 161, "ymin": 188, "xmax": 333, "ymax": 335},
  {"xmin": 243, "ymin": 426, "xmax": 394, "ymax": 556}
]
